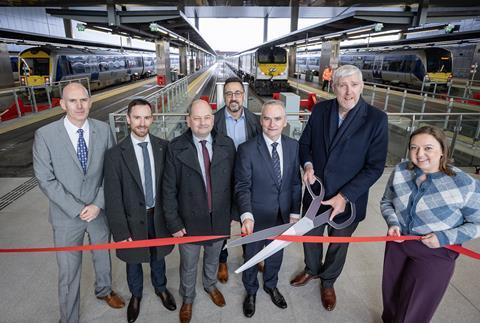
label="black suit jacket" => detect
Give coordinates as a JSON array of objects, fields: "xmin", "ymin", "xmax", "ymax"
[
  {"xmin": 299, "ymin": 97, "xmax": 388, "ymax": 223},
  {"xmin": 235, "ymin": 135, "xmax": 302, "ymax": 231},
  {"xmin": 104, "ymin": 135, "xmax": 173, "ymax": 263},
  {"xmin": 213, "ymin": 106, "xmax": 261, "ymax": 141},
  {"xmin": 162, "ymin": 129, "xmax": 236, "ymax": 236}
]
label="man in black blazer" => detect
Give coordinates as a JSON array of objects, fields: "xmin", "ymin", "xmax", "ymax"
[
  {"xmin": 235, "ymin": 100, "xmax": 302, "ymax": 318},
  {"xmin": 163, "ymin": 99, "xmax": 236, "ymax": 323},
  {"xmin": 290, "ymin": 65, "xmax": 388, "ymax": 311},
  {"xmin": 213, "ymin": 76, "xmax": 262, "ymax": 283},
  {"xmin": 104, "ymin": 99, "xmax": 176, "ymax": 323}
]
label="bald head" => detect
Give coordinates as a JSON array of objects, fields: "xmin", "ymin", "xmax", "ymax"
[
  {"xmin": 62, "ymin": 82, "xmax": 89, "ymax": 99},
  {"xmin": 60, "ymin": 82, "xmax": 92, "ymax": 128}
]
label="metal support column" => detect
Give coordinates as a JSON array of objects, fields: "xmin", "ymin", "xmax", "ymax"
[{"xmin": 155, "ymin": 39, "xmax": 171, "ymax": 86}]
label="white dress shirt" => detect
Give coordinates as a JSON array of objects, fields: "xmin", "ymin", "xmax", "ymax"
[
  {"xmin": 63, "ymin": 117, "xmax": 89, "ymax": 152},
  {"xmin": 192, "ymin": 133, "xmax": 213, "ymax": 189},
  {"xmin": 131, "ymin": 133, "xmax": 156, "ymax": 208}
]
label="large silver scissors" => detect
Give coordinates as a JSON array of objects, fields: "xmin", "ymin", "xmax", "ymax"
[{"xmin": 227, "ymin": 176, "xmax": 356, "ymax": 274}]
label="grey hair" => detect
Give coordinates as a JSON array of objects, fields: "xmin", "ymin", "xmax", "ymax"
[
  {"xmin": 332, "ymin": 65, "xmax": 363, "ymax": 85},
  {"xmin": 261, "ymin": 99, "xmax": 286, "ymax": 115}
]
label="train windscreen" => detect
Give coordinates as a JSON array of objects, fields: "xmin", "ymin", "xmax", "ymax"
[
  {"xmin": 257, "ymin": 47, "xmax": 286, "ymax": 64},
  {"xmin": 19, "ymin": 58, "xmax": 49, "ymax": 76},
  {"xmin": 425, "ymin": 48, "xmax": 452, "ymax": 73}
]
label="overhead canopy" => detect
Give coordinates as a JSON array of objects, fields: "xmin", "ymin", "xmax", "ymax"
[{"xmin": 46, "ymin": 7, "xmax": 216, "ymax": 55}]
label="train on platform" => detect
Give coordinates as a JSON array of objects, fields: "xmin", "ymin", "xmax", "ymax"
[
  {"xmin": 296, "ymin": 47, "xmax": 454, "ymax": 87},
  {"xmin": 226, "ymin": 45, "xmax": 289, "ymax": 95},
  {"xmin": 18, "ymin": 46, "xmax": 158, "ymax": 90}
]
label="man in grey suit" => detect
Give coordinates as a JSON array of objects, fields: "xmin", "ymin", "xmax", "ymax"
[
  {"xmin": 213, "ymin": 76, "xmax": 261, "ymax": 283},
  {"xmin": 163, "ymin": 99, "xmax": 236, "ymax": 323},
  {"xmin": 104, "ymin": 98, "xmax": 176, "ymax": 323},
  {"xmin": 33, "ymin": 82, "xmax": 125, "ymax": 323}
]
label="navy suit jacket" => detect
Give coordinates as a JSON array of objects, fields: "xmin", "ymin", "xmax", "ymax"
[
  {"xmin": 299, "ymin": 97, "xmax": 388, "ymax": 223},
  {"xmin": 235, "ymin": 134, "xmax": 302, "ymax": 231}
]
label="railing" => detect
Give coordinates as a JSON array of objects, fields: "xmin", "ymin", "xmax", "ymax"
[{"xmin": 109, "ymin": 111, "xmax": 480, "ymax": 167}]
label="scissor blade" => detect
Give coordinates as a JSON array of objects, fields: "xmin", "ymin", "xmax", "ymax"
[
  {"xmin": 225, "ymin": 223, "xmax": 294, "ymax": 249},
  {"xmin": 234, "ymin": 217, "xmax": 315, "ymax": 274},
  {"xmin": 304, "ymin": 196, "xmax": 323, "ymax": 220}
]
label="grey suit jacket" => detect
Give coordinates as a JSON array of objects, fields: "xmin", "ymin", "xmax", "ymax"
[{"xmin": 33, "ymin": 117, "xmax": 115, "ymax": 226}]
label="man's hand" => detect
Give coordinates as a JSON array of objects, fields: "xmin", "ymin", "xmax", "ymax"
[
  {"xmin": 289, "ymin": 216, "xmax": 299, "ymax": 224},
  {"xmin": 241, "ymin": 219, "xmax": 254, "ymax": 236},
  {"xmin": 303, "ymin": 164, "xmax": 315, "ymax": 185},
  {"xmin": 421, "ymin": 233, "xmax": 440, "ymax": 248},
  {"xmin": 387, "ymin": 226, "xmax": 403, "ymax": 243},
  {"xmin": 321, "ymin": 193, "xmax": 347, "ymax": 221},
  {"xmin": 120, "ymin": 237, "xmax": 133, "ymax": 242},
  {"xmin": 172, "ymin": 228, "xmax": 187, "ymax": 237},
  {"xmin": 79, "ymin": 204, "xmax": 100, "ymax": 222}
]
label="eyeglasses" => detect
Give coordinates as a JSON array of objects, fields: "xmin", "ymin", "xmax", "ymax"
[{"xmin": 224, "ymin": 91, "xmax": 244, "ymax": 98}]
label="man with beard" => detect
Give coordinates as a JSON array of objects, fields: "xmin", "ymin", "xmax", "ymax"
[
  {"xmin": 213, "ymin": 76, "xmax": 261, "ymax": 283},
  {"xmin": 290, "ymin": 65, "xmax": 388, "ymax": 312}
]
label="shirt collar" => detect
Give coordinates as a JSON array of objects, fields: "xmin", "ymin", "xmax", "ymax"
[
  {"xmin": 192, "ymin": 133, "xmax": 213, "ymax": 145},
  {"xmin": 263, "ymin": 133, "xmax": 281, "ymax": 147},
  {"xmin": 131, "ymin": 133, "xmax": 151, "ymax": 145},
  {"xmin": 225, "ymin": 108, "xmax": 245, "ymax": 121},
  {"xmin": 64, "ymin": 117, "xmax": 89, "ymax": 134}
]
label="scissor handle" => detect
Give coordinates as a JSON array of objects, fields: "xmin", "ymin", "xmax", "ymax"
[
  {"xmin": 328, "ymin": 201, "xmax": 356, "ymax": 229},
  {"xmin": 305, "ymin": 175, "xmax": 325, "ymax": 201}
]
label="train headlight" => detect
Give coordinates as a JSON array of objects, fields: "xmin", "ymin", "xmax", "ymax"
[
  {"xmin": 20, "ymin": 76, "xmax": 26, "ymax": 86},
  {"xmin": 44, "ymin": 76, "xmax": 50, "ymax": 85}
]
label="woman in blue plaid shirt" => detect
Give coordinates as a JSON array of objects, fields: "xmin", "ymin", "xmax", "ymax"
[{"xmin": 380, "ymin": 125, "xmax": 480, "ymax": 323}]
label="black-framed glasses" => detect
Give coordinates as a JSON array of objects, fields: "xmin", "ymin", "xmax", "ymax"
[{"xmin": 224, "ymin": 91, "xmax": 244, "ymax": 98}]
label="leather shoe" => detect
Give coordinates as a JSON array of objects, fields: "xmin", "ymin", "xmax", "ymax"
[
  {"xmin": 263, "ymin": 287, "xmax": 287, "ymax": 309},
  {"xmin": 97, "ymin": 291, "xmax": 125, "ymax": 308},
  {"xmin": 321, "ymin": 287, "xmax": 336, "ymax": 311},
  {"xmin": 156, "ymin": 289, "xmax": 177, "ymax": 311},
  {"xmin": 217, "ymin": 262, "xmax": 229, "ymax": 283},
  {"xmin": 290, "ymin": 271, "xmax": 319, "ymax": 287},
  {"xmin": 127, "ymin": 296, "xmax": 141, "ymax": 323},
  {"xmin": 179, "ymin": 303, "xmax": 192, "ymax": 323},
  {"xmin": 243, "ymin": 294, "xmax": 256, "ymax": 318},
  {"xmin": 204, "ymin": 287, "xmax": 226, "ymax": 307}
]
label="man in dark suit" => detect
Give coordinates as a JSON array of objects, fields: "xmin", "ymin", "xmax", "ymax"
[
  {"xmin": 290, "ymin": 64, "xmax": 388, "ymax": 311},
  {"xmin": 213, "ymin": 76, "xmax": 262, "ymax": 283},
  {"xmin": 163, "ymin": 99, "xmax": 236, "ymax": 323},
  {"xmin": 33, "ymin": 83, "xmax": 125, "ymax": 323},
  {"xmin": 104, "ymin": 99, "xmax": 176, "ymax": 322},
  {"xmin": 235, "ymin": 100, "xmax": 302, "ymax": 318}
]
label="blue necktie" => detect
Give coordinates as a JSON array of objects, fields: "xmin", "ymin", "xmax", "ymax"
[
  {"xmin": 77, "ymin": 129, "xmax": 88, "ymax": 174},
  {"xmin": 271, "ymin": 142, "xmax": 281, "ymax": 186},
  {"xmin": 139, "ymin": 142, "xmax": 154, "ymax": 208}
]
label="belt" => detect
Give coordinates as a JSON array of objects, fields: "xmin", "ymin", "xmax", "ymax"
[{"xmin": 146, "ymin": 207, "xmax": 155, "ymax": 215}]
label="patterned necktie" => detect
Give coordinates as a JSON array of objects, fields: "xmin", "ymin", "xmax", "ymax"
[
  {"xmin": 139, "ymin": 142, "xmax": 154, "ymax": 208},
  {"xmin": 200, "ymin": 140, "xmax": 212, "ymax": 213},
  {"xmin": 76, "ymin": 129, "xmax": 88, "ymax": 174},
  {"xmin": 271, "ymin": 142, "xmax": 282, "ymax": 185}
]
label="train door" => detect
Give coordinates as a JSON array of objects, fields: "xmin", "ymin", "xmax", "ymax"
[{"xmin": 373, "ymin": 55, "xmax": 383, "ymax": 80}]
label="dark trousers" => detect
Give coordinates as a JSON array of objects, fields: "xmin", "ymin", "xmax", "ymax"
[
  {"xmin": 242, "ymin": 239, "xmax": 284, "ymax": 295},
  {"xmin": 322, "ymin": 80, "xmax": 330, "ymax": 91},
  {"xmin": 303, "ymin": 221, "xmax": 358, "ymax": 288},
  {"xmin": 219, "ymin": 240, "xmax": 228, "ymax": 263},
  {"xmin": 382, "ymin": 240, "xmax": 458, "ymax": 323},
  {"xmin": 126, "ymin": 212, "xmax": 167, "ymax": 297}
]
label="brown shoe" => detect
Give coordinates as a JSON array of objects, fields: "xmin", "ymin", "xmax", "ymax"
[
  {"xmin": 320, "ymin": 287, "xmax": 336, "ymax": 311},
  {"xmin": 204, "ymin": 287, "xmax": 226, "ymax": 307},
  {"xmin": 257, "ymin": 262, "xmax": 264, "ymax": 273},
  {"xmin": 217, "ymin": 262, "xmax": 228, "ymax": 283},
  {"xmin": 290, "ymin": 271, "xmax": 320, "ymax": 287},
  {"xmin": 97, "ymin": 291, "xmax": 125, "ymax": 309},
  {"xmin": 179, "ymin": 303, "xmax": 192, "ymax": 323}
]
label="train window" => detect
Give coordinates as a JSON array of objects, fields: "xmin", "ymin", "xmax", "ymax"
[
  {"xmin": 10, "ymin": 57, "xmax": 18, "ymax": 72},
  {"xmin": 425, "ymin": 48, "xmax": 452, "ymax": 73},
  {"xmin": 19, "ymin": 58, "xmax": 49, "ymax": 76}
]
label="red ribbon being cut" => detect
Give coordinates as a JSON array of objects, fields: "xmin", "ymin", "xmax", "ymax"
[{"xmin": 0, "ymin": 234, "xmax": 478, "ymax": 260}]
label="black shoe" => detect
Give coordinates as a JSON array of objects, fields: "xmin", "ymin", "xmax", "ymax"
[
  {"xmin": 263, "ymin": 287, "xmax": 287, "ymax": 309},
  {"xmin": 127, "ymin": 296, "xmax": 141, "ymax": 323},
  {"xmin": 155, "ymin": 289, "xmax": 177, "ymax": 311},
  {"xmin": 243, "ymin": 294, "xmax": 256, "ymax": 318}
]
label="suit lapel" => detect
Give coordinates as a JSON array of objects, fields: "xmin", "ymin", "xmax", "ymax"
[
  {"xmin": 121, "ymin": 136, "xmax": 144, "ymax": 194},
  {"xmin": 257, "ymin": 136, "xmax": 279, "ymax": 188},
  {"xmin": 280, "ymin": 136, "xmax": 291, "ymax": 190},
  {"xmin": 57, "ymin": 119, "xmax": 84, "ymax": 174},
  {"xmin": 329, "ymin": 98, "xmax": 367, "ymax": 152},
  {"xmin": 150, "ymin": 137, "xmax": 164, "ymax": 189},
  {"xmin": 86, "ymin": 119, "xmax": 96, "ymax": 173},
  {"xmin": 211, "ymin": 135, "xmax": 229, "ymax": 168},
  {"xmin": 177, "ymin": 132, "xmax": 203, "ymax": 176}
]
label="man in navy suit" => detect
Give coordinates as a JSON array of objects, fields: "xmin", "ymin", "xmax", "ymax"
[
  {"xmin": 290, "ymin": 65, "xmax": 388, "ymax": 311},
  {"xmin": 235, "ymin": 100, "xmax": 302, "ymax": 318}
]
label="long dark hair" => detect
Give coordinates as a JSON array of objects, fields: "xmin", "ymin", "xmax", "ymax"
[{"xmin": 407, "ymin": 125, "xmax": 455, "ymax": 176}]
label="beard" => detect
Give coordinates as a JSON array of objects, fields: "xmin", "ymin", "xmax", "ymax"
[{"xmin": 227, "ymin": 101, "xmax": 241, "ymax": 113}]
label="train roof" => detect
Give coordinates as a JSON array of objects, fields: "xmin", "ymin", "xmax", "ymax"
[{"xmin": 19, "ymin": 46, "xmax": 154, "ymax": 57}]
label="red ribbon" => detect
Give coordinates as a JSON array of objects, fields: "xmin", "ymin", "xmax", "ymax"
[{"xmin": 0, "ymin": 234, "xmax": 478, "ymax": 260}]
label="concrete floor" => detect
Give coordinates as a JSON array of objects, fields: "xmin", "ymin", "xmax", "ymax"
[{"xmin": 0, "ymin": 170, "xmax": 479, "ymax": 323}]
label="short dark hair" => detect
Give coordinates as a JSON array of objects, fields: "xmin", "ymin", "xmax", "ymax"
[
  {"xmin": 127, "ymin": 98, "xmax": 152, "ymax": 115},
  {"xmin": 223, "ymin": 77, "xmax": 243, "ymax": 92}
]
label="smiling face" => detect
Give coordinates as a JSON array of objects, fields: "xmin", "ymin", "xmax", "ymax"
[
  {"xmin": 224, "ymin": 81, "xmax": 245, "ymax": 115},
  {"xmin": 60, "ymin": 83, "xmax": 91, "ymax": 128},
  {"xmin": 260, "ymin": 103, "xmax": 287, "ymax": 141},
  {"xmin": 333, "ymin": 73, "xmax": 364, "ymax": 114},
  {"xmin": 187, "ymin": 100, "xmax": 214, "ymax": 139},
  {"xmin": 127, "ymin": 104, "xmax": 153, "ymax": 140},
  {"xmin": 409, "ymin": 133, "xmax": 443, "ymax": 173}
]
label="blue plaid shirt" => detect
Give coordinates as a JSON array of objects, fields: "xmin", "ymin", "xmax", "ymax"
[{"xmin": 380, "ymin": 161, "xmax": 480, "ymax": 247}]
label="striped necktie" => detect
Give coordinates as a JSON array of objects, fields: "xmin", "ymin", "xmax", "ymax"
[{"xmin": 77, "ymin": 129, "xmax": 88, "ymax": 174}]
